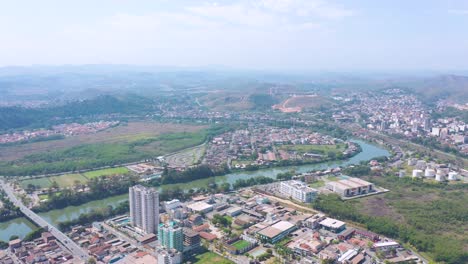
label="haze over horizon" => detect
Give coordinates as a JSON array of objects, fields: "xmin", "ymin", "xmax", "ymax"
[{"xmin": 2, "ymin": 0, "xmax": 468, "ymax": 71}]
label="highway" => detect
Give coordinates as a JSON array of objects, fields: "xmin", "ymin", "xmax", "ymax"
[{"xmin": 0, "ymin": 179, "xmax": 90, "ymax": 262}]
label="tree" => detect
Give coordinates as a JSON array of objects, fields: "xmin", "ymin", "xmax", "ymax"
[{"xmin": 9, "ymin": 235, "xmax": 19, "ymax": 241}]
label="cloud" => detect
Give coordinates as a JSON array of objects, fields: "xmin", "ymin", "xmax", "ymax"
[{"xmin": 448, "ymin": 9, "xmax": 468, "ymax": 15}]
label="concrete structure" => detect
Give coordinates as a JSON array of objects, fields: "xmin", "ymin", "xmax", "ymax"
[
  {"xmin": 412, "ymin": 169, "xmax": 423, "ymax": 178},
  {"xmin": 163, "ymin": 199, "xmax": 182, "ymax": 211},
  {"xmin": 448, "ymin": 172, "xmax": 458, "ymax": 181},
  {"xmin": 435, "ymin": 171, "xmax": 445, "ymax": 182},
  {"xmin": 424, "ymin": 169, "xmax": 436, "ymax": 178},
  {"xmin": 373, "ymin": 241, "xmax": 400, "ymax": 251},
  {"xmin": 158, "ymin": 222, "xmax": 184, "ymax": 253},
  {"xmin": 186, "ymin": 201, "xmax": 213, "ymax": 213},
  {"xmin": 257, "ymin": 221, "xmax": 297, "ymax": 243},
  {"xmin": 279, "ymin": 180, "xmax": 318, "ymax": 203},
  {"xmin": 182, "ymin": 228, "xmax": 201, "ymax": 253},
  {"xmin": 319, "ymin": 217, "xmax": 346, "ymax": 233},
  {"xmin": 129, "ymin": 185, "xmax": 160, "ymax": 234},
  {"xmin": 157, "ymin": 249, "xmax": 182, "ymax": 264},
  {"xmin": 325, "ymin": 177, "xmax": 374, "ymax": 197}
]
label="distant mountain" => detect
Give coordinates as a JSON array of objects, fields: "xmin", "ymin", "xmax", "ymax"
[{"xmin": 410, "ymin": 75, "xmax": 468, "ymax": 103}]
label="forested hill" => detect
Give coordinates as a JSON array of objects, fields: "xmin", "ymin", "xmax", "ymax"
[{"xmin": 0, "ymin": 95, "xmax": 155, "ymax": 131}]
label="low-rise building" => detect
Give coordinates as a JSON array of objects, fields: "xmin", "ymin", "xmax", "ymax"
[
  {"xmin": 319, "ymin": 217, "xmax": 346, "ymax": 233},
  {"xmin": 280, "ymin": 180, "xmax": 318, "ymax": 203},
  {"xmin": 326, "ymin": 177, "xmax": 374, "ymax": 197},
  {"xmin": 257, "ymin": 220, "xmax": 297, "ymax": 243}
]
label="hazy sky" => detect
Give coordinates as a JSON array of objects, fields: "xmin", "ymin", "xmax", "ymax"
[{"xmin": 1, "ymin": 0, "xmax": 468, "ymax": 71}]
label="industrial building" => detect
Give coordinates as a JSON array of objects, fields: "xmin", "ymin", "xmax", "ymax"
[
  {"xmin": 325, "ymin": 177, "xmax": 375, "ymax": 197},
  {"xmin": 186, "ymin": 201, "xmax": 213, "ymax": 213},
  {"xmin": 129, "ymin": 185, "xmax": 160, "ymax": 234},
  {"xmin": 319, "ymin": 217, "xmax": 346, "ymax": 233},
  {"xmin": 257, "ymin": 221, "xmax": 297, "ymax": 243},
  {"xmin": 279, "ymin": 180, "xmax": 318, "ymax": 203}
]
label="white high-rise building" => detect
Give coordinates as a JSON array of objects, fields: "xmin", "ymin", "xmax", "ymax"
[{"xmin": 129, "ymin": 185, "xmax": 160, "ymax": 234}]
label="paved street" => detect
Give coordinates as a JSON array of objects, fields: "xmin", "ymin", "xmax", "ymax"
[{"xmin": 0, "ymin": 179, "xmax": 90, "ymax": 262}]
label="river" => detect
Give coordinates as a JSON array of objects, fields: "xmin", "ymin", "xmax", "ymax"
[{"xmin": 0, "ymin": 140, "xmax": 388, "ymax": 240}]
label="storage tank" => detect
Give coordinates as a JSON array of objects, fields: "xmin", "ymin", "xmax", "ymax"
[
  {"xmin": 412, "ymin": 169, "xmax": 423, "ymax": 178},
  {"xmin": 435, "ymin": 171, "xmax": 445, "ymax": 182},
  {"xmin": 448, "ymin": 172, "xmax": 458, "ymax": 181},
  {"xmin": 424, "ymin": 169, "xmax": 436, "ymax": 178}
]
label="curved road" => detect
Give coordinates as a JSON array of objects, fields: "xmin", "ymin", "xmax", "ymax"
[{"xmin": 0, "ymin": 180, "xmax": 89, "ymax": 261}]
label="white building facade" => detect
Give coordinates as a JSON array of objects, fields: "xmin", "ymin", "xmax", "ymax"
[
  {"xmin": 280, "ymin": 180, "xmax": 317, "ymax": 203},
  {"xmin": 129, "ymin": 185, "xmax": 160, "ymax": 234}
]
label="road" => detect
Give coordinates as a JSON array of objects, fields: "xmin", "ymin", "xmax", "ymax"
[{"xmin": 0, "ymin": 179, "xmax": 90, "ymax": 262}]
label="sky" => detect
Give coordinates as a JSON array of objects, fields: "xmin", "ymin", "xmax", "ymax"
[{"xmin": 1, "ymin": 0, "xmax": 468, "ymax": 71}]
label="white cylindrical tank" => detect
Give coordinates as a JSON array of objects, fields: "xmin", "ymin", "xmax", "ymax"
[
  {"xmin": 424, "ymin": 169, "xmax": 436, "ymax": 178},
  {"xmin": 448, "ymin": 172, "xmax": 458, "ymax": 181},
  {"xmin": 412, "ymin": 169, "xmax": 423, "ymax": 178},
  {"xmin": 435, "ymin": 172, "xmax": 445, "ymax": 182}
]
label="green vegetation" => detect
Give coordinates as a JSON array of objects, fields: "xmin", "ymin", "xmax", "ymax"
[
  {"xmin": 161, "ymin": 164, "xmax": 229, "ymax": 185},
  {"xmin": 83, "ymin": 167, "xmax": 130, "ymax": 179},
  {"xmin": 313, "ymin": 175, "xmax": 468, "ymax": 264},
  {"xmin": 191, "ymin": 251, "xmax": 234, "ymax": 264},
  {"xmin": 233, "ymin": 176, "xmax": 275, "ymax": 189},
  {"xmin": 23, "ymin": 227, "xmax": 45, "ymax": 242},
  {"xmin": 0, "ymin": 94, "xmax": 154, "ymax": 132},
  {"xmin": 0, "ymin": 190, "xmax": 22, "ymax": 222},
  {"xmin": 20, "ymin": 177, "xmax": 53, "ymax": 189},
  {"xmin": 212, "ymin": 214, "xmax": 232, "ymax": 227},
  {"xmin": 249, "ymin": 94, "xmax": 278, "ymax": 110},
  {"xmin": 1, "ymin": 130, "xmax": 208, "ymax": 176},
  {"xmin": 232, "ymin": 240, "xmax": 250, "ymax": 250},
  {"xmin": 308, "ymin": 180, "xmax": 325, "ymax": 188},
  {"xmin": 432, "ymin": 106, "xmax": 468, "ymax": 123},
  {"xmin": 49, "ymin": 174, "xmax": 88, "ymax": 187},
  {"xmin": 34, "ymin": 175, "xmax": 138, "ymax": 212}
]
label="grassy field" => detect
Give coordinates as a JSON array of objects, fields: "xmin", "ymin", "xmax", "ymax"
[
  {"xmin": 352, "ymin": 175, "xmax": 468, "ymax": 263},
  {"xmin": 279, "ymin": 144, "xmax": 345, "ymax": 155},
  {"xmin": 232, "ymin": 240, "xmax": 250, "ymax": 250},
  {"xmin": 0, "ymin": 122, "xmax": 207, "ymax": 162},
  {"xmin": 83, "ymin": 167, "xmax": 130, "ymax": 179},
  {"xmin": 192, "ymin": 252, "xmax": 234, "ymax": 264},
  {"xmin": 1, "ymin": 126, "xmax": 209, "ymax": 176},
  {"xmin": 309, "ymin": 180, "xmax": 325, "ymax": 188},
  {"xmin": 20, "ymin": 177, "xmax": 53, "ymax": 189},
  {"xmin": 49, "ymin": 174, "xmax": 88, "ymax": 187},
  {"xmin": 20, "ymin": 167, "xmax": 129, "ymax": 188}
]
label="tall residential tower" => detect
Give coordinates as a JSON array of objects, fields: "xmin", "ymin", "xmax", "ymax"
[{"xmin": 129, "ymin": 185, "xmax": 160, "ymax": 234}]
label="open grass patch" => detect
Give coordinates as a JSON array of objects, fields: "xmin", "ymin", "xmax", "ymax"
[
  {"xmin": 20, "ymin": 177, "xmax": 52, "ymax": 189},
  {"xmin": 192, "ymin": 252, "xmax": 234, "ymax": 264},
  {"xmin": 232, "ymin": 240, "xmax": 250, "ymax": 250},
  {"xmin": 48, "ymin": 174, "xmax": 88, "ymax": 187},
  {"xmin": 83, "ymin": 167, "xmax": 130, "ymax": 179}
]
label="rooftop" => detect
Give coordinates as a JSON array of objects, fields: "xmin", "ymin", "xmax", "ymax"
[{"xmin": 320, "ymin": 218, "xmax": 346, "ymax": 229}]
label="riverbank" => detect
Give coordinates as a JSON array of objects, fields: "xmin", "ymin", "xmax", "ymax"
[{"xmin": 0, "ymin": 140, "xmax": 389, "ymax": 239}]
